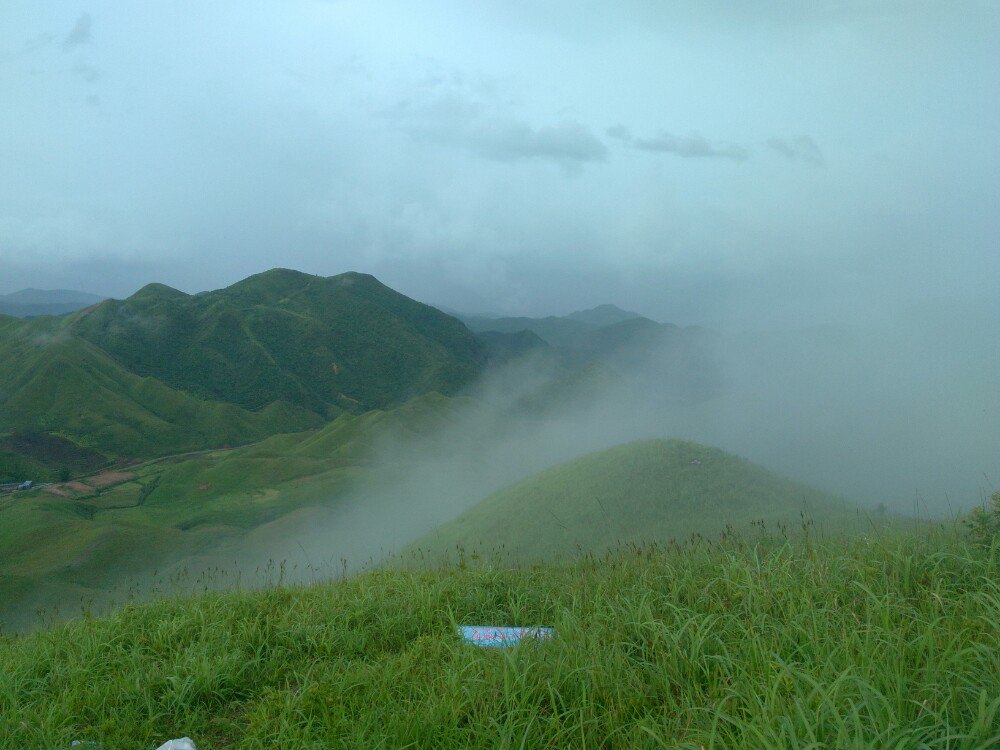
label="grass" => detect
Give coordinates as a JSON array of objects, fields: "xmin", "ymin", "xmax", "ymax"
[{"xmin": 0, "ymin": 527, "xmax": 996, "ymax": 748}]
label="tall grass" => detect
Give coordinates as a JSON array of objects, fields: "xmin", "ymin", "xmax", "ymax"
[{"xmin": 1, "ymin": 527, "xmax": 997, "ymax": 749}]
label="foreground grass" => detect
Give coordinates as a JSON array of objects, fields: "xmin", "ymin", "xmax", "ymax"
[{"xmin": 1, "ymin": 530, "xmax": 997, "ymax": 749}]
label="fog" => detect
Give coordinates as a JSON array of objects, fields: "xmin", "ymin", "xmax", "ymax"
[{"xmin": 244, "ymin": 296, "xmax": 998, "ymax": 576}]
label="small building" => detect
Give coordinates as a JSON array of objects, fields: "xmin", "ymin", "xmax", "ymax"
[{"xmin": 17, "ymin": 480, "xmax": 33, "ymax": 491}]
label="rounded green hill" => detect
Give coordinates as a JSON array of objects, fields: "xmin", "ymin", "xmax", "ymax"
[{"xmin": 413, "ymin": 439, "xmax": 861, "ymax": 561}]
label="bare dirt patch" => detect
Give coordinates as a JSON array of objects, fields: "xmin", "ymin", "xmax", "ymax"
[{"xmin": 86, "ymin": 471, "xmax": 137, "ymax": 488}]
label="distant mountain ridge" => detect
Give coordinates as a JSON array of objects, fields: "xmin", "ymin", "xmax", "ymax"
[
  {"xmin": 457, "ymin": 304, "xmax": 716, "ymax": 395},
  {"xmin": 0, "ymin": 288, "xmax": 105, "ymax": 319},
  {"xmin": 565, "ymin": 303, "xmax": 643, "ymax": 326}
]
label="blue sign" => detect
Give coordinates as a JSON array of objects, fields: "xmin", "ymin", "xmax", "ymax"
[{"xmin": 458, "ymin": 625, "xmax": 554, "ymax": 647}]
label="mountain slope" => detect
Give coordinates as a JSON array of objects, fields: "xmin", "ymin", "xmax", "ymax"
[
  {"xmin": 0, "ymin": 314, "xmax": 319, "ymax": 461},
  {"xmin": 72, "ymin": 269, "xmax": 485, "ymax": 415},
  {"xmin": 412, "ymin": 439, "xmax": 863, "ymax": 561}
]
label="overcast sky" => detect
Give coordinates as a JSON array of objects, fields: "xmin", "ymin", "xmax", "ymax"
[{"xmin": 1, "ymin": 1, "xmax": 997, "ymax": 326}]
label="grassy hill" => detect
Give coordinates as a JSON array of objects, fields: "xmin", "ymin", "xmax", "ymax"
[
  {"xmin": 1, "ymin": 530, "xmax": 996, "ymax": 748},
  {"xmin": 412, "ymin": 440, "xmax": 868, "ymax": 562},
  {"xmin": 72, "ymin": 269, "xmax": 485, "ymax": 416}
]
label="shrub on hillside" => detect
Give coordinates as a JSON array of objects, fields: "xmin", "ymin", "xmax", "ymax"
[{"xmin": 965, "ymin": 490, "xmax": 1000, "ymax": 546}]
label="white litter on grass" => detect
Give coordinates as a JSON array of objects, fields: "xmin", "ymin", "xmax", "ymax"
[
  {"xmin": 155, "ymin": 740, "xmax": 196, "ymax": 750},
  {"xmin": 458, "ymin": 625, "xmax": 554, "ymax": 647},
  {"xmin": 65, "ymin": 737, "xmax": 193, "ymax": 749}
]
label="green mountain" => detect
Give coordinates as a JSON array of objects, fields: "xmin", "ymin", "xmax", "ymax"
[
  {"xmin": 0, "ymin": 270, "xmax": 487, "ymax": 473},
  {"xmin": 73, "ymin": 269, "xmax": 485, "ymax": 416},
  {"xmin": 412, "ymin": 439, "xmax": 864, "ymax": 561}
]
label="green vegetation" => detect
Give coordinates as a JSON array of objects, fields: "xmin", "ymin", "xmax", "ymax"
[
  {"xmin": 0, "ymin": 313, "xmax": 320, "ymax": 461},
  {"xmin": 0, "ymin": 424, "xmax": 890, "ymax": 632},
  {"xmin": 1, "ymin": 529, "xmax": 996, "ymax": 748},
  {"xmin": 0, "ymin": 432, "xmax": 109, "ymax": 483},
  {"xmin": 966, "ymin": 490, "xmax": 1000, "ymax": 547},
  {"xmin": 0, "ymin": 393, "xmax": 468, "ymax": 630},
  {"xmin": 73, "ymin": 269, "xmax": 485, "ymax": 415},
  {"xmin": 412, "ymin": 439, "xmax": 870, "ymax": 562}
]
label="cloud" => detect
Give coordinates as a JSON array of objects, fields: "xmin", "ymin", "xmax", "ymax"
[
  {"xmin": 0, "ymin": 34, "xmax": 54, "ymax": 65},
  {"xmin": 72, "ymin": 62, "xmax": 101, "ymax": 83},
  {"xmin": 471, "ymin": 121, "xmax": 607, "ymax": 163},
  {"xmin": 388, "ymin": 95, "xmax": 606, "ymax": 167},
  {"xmin": 767, "ymin": 135, "xmax": 825, "ymax": 166},
  {"xmin": 633, "ymin": 132, "xmax": 749, "ymax": 162},
  {"xmin": 62, "ymin": 13, "xmax": 93, "ymax": 51},
  {"xmin": 605, "ymin": 124, "xmax": 631, "ymax": 141},
  {"xmin": 609, "ymin": 126, "xmax": 749, "ymax": 162}
]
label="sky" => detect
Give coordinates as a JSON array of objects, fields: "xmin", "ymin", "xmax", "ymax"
[{"xmin": 1, "ymin": 1, "xmax": 998, "ymax": 327}]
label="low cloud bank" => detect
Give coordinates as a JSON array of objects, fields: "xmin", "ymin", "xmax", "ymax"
[{"xmin": 248, "ymin": 300, "xmax": 998, "ymax": 577}]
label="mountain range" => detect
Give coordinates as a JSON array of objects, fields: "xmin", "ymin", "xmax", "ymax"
[
  {"xmin": 1, "ymin": 269, "xmax": 718, "ymax": 480},
  {"xmin": 0, "ymin": 288, "xmax": 105, "ymax": 319}
]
